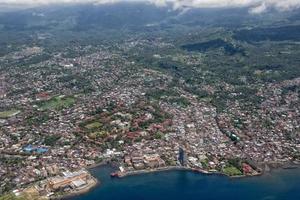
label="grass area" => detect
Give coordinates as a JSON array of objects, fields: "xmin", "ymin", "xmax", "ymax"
[
  {"xmin": 0, "ymin": 194, "xmax": 28, "ymax": 200},
  {"xmin": 44, "ymin": 135, "xmax": 61, "ymax": 146},
  {"xmin": 0, "ymin": 109, "xmax": 20, "ymax": 119},
  {"xmin": 88, "ymin": 131, "xmax": 108, "ymax": 139},
  {"xmin": 200, "ymin": 159, "xmax": 209, "ymax": 169},
  {"xmin": 222, "ymin": 166, "xmax": 243, "ymax": 176},
  {"xmin": 21, "ymin": 187, "xmax": 47, "ymax": 200},
  {"xmin": 0, "ymin": 194, "xmax": 20, "ymax": 200},
  {"xmin": 85, "ymin": 121, "xmax": 102, "ymax": 130},
  {"xmin": 39, "ymin": 95, "xmax": 75, "ymax": 110},
  {"xmin": 0, "ymin": 187, "xmax": 48, "ymax": 200},
  {"xmin": 146, "ymin": 89, "xmax": 179, "ymax": 100},
  {"xmin": 168, "ymin": 97, "xmax": 190, "ymax": 108}
]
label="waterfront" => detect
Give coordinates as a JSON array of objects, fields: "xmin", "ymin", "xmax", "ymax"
[{"xmin": 69, "ymin": 166, "xmax": 300, "ymax": 200}]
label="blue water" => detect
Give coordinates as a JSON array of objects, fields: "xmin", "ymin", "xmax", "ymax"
[{"xmin": 70, "ymin": 166, "xmax": 300, "ymax": 200}]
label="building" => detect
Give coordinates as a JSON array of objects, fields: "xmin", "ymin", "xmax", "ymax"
[
  {"xmin": 47, "ymin": 170, "xmax": 90, "ymax": 191},
  {"xmin": 178, "ymin": 147, "xmax": 186, "ymax": 166},
  {"xmin": 144, "ymin": 154, "xmax": 165, "ymax": 168}
]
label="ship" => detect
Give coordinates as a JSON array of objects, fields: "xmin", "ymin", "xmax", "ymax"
[{"xmin": 110, "ymin": 172, "xmax": 119, "ymax": 178}]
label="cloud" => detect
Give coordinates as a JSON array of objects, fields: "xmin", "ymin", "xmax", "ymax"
[
  {"xmin": 154, "ymin": 0, "xmax": 300, "ymax": 13},
  {"xmin": 0, "ymin": 0, "xmax": 300, "ymax": 13},
  {"xmin": 0, "ymin": 0, "xmax": 124, "ymax": 6},
  {"xmin": 250, "ymin": 2, "xmax": 267, "ymax": 13},
  {"xmin": 0, "ymin": 0, "xmax": 103, "ymax": 5}
]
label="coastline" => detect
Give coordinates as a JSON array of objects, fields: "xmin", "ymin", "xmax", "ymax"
[
  {"xmin": 57, "ymin": 160, "xmax": 300, "ymax": 199},
  {"xmin": 86, "ymin": 160, "xmax": 109, "ymax": 170},
  {"xmin": 92, "ymin": 159, "xmax": 300, "ymax": 180},
  {"xmin": 115, "ymin": 166, "xmax": 261, "ymax": 179},
  {"xmin": 62, "ymin": 163, "xmax": 300, "ymax": 200},
  {"xmin": 55, "ymin": 177, "xmax": 98, "ymax": 200},
  {"xmin": 56, "ymin": 160, "xmax": 300, "ymax": 200},
  {"xmin": 117, "ymin": 166, "xmax": 190, "ymax": 178}
]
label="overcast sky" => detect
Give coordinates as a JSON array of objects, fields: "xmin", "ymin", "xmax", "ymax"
[{"xmin": 0, "ymin": 0, "xmax": 300, "ymax": 13}]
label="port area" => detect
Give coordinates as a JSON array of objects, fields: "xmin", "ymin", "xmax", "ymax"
[{"xmin": 10, "ymin": 169, "xmax": 98, "ymax": 200}]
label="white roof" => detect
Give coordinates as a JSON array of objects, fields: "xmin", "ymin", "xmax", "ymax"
[{"xmin": 72, "ymin": 179, "xmax": 86, "ymax": 188}]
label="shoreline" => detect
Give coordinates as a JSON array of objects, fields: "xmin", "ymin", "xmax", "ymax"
[
  {"xmin": 89, "ymin": 160, "xmax": 300, "ymax": 180},
  {"xmin": 115, "ymin": 166, "xmax": 261, "ymax": 179},
  {"xmin": 57, "ymin": 177, "xmax": 98, "ymax": 200},
  {"xmin": 60, "ymin": 160, "xmax": 299, "ymax": 199},
  {"xmin": 86, "ymin": 160, "xmax": 108, "ymax": 170},
  {"xmin": 117, "ymin": 166, "xmax": 190, "ymax": 177}
]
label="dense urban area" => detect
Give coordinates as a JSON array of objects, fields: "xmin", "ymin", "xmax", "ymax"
[{"xmin": 0, "ymin": 2, "xmax": 300, "ymax": 199}]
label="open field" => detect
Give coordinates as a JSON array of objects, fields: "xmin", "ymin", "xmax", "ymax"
[
  {"xmin": 85, "ymin": 121, "xmax": 102, "ymax": 130},
  {"xmin": 222, "ymin": 166, "xmax": 243, "ymax": 176},
  {"xmin": 0, "ymin": 194, "xmax": 23, "ymax": 200},
  {"xmin": 38, "ymin": 96, "xmax": 75, "ymax": 110},
  {"xmin": 0, "ymin": 109, "xmax": 20, "ymax": 119}
]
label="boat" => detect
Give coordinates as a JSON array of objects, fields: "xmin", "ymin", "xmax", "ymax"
[{"xmin": 110, "ymin": 172, "xmax": 119, "ymax": 178}]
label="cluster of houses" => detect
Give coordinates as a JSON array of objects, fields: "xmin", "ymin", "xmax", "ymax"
[
  {"xmin": 124, "ymin": 153, "xmax": 166, "ymax": 170},
  {"xmin": 0, "ymin": 41, "xmax": 299, "ymax": 196}
]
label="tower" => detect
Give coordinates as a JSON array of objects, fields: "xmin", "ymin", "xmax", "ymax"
[{"xmin": 178, "ymin": 147, "xmax": 186, "ymax": 166}]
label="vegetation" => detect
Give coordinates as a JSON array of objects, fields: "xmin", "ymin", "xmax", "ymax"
[
  {"xmin": 0, "ymin": 3, "xmax": 300, "ymax": 195},
  {"xmin": 168, "ymin": 97, "xmax": 190, "ymax": 108},
  {"xmin": 228, "ymin": 158, "xmax": 242, "ymax": 170},
  {"xmin": 146, "ymin": 89, "xmax": 179, "ymax": 100},
  {"xmin": 154, "ymin": 132, "xmax": 163, "ymax": 140},
  {"xmin": 88, "ymin": 131, "xmax": 108, "ymax": 140},
  {"xmin": 0, "ymin": 194, "xmax": 24, "ymax": 200},
  {"xmin": 26, "ymin": 113, "xmax": 50, "ymax": 125},
  {"xmin": 0, "ymin": 109, "xmax": 20, "ymax": 119},
  {"xmin": 234, "ymin": 25, "xmax": 300, "ymax": 42},
  {"xmin": 181, "ymin": 39, "xmax": 245, "ymax": 56},
  {"xmin": 200, "ymin": 159, "xmax": 209, "ymax": 169},
  {"xmin": 43, "ymin": 135, "xmax": 61, "ymax": 146},
  {"xmin": 0, "ymin": 192, "xmax": 44, "ymax": 200},
  {"xmin": 85, "ymin": 121, "xmax": 102, "ymax": 130},
  {"xmin": 222, "ymin": 166, "xmax": 243, "ymax": 176},
  {"xmin": 38, "ymin": 96, "xmax": 75, "ymax": 110}
]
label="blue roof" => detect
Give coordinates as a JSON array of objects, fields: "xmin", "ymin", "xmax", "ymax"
[
  {"xmin": 23, "ymin": 145, "xmax": 34, "ymax": 152},
  {"xmin": 36, "ymin": 147, "xmax": 48, "ymax": 153},
  {"xmin": 23, "ymin": 145, "xmax": 48, "ymax": 153}
]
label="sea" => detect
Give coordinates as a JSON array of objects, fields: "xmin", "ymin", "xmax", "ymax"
[{"xmin": 69, "ymin": 166, "xmax": 300, "ymax": 200}]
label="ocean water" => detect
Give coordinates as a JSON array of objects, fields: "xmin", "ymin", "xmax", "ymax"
[{"xmin": 70, "ymin": 166, "xmax": 300, "ymax": 200}]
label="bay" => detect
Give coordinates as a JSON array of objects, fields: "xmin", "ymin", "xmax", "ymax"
[{"xmin": 70, "ymin": 166, "xmax": 300, "ymax": 200}]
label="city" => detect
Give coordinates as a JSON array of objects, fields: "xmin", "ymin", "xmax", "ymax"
[{"xmin": 0, "ymin": 1, "xmax": 300, "ymax": 199}]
